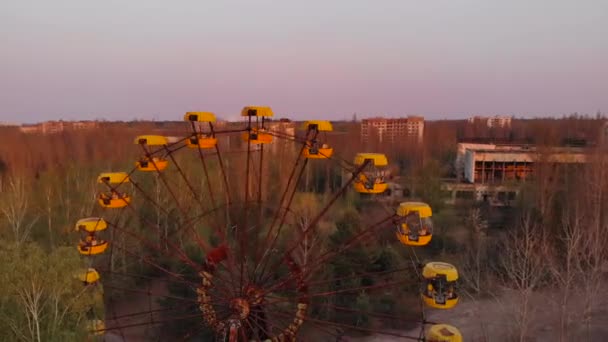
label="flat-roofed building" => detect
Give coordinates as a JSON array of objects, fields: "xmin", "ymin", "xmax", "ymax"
[
  {"xmin": 468, "ymin": 115, "xmax": 512, "ymax": 128},
  {"xmin": 361, "ymin": 116, "xmax": 424, "ymax": 143},
  {"xmin": 456, "ymin": 143, "xmax": 587, "ymax": 184}
]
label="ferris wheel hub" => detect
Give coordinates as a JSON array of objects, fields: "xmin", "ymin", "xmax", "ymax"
[
  {"xmin": 244, "ymin": 284, "xmax": 264, "ymax": 306},
  {"xmin": 230, "ymin": 298, "xmax": 251, "ymax": 320}
]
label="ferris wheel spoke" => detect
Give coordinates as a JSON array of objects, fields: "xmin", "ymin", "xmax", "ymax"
[
  {"xmin": 106, "ymin": 303, "xmax": 197, "ymax": 323},
  {"xmin": 246, "ymin": 309, "xmax": 275, "ymax": 340},
  {"xmin": 177, "ymin": 322, "xmax": 208, "ymax": 342},
  {"xmin": 106, "ymin": 242, "xmax": 205, "ymax": 292},
  {"xmin": 299, "ymin": 265, "xmax": 414, "ymax": 290},
  {"xmin": 239, "ymin": 115, "xmax": 255, "ymax": 295},
  {"xmin": 260, "ymin": 192, "xmax": 383, "ymax": 295},
  {"xmin": 193, "ymin": 141, "xmax": 217, "ymax": 209},
  {"xmin": 256, "ymin": 157, "xmax": 309, "ymax": 284},
  {"xmin": 257, "ymin": 302, "xmax": 342, "ymax": 339},
  {"xmin": 139, "ymin": 143, "xmax": 193, "ymax": 218},
  {"xmin": 102, "ymin": 179, "xmax": 212, "ymax": 255},
  {"xmin": 96, "ymin": 312, "xmax": 205, "ymax": 334},
  {"xmin": 258, "ymin": 160, "xmax": 370, "ymax": 288},
  {"xmin": 265, "ymin": 279, "xmax": 413, "ymax": 308},
  {"xmin": 98, "ymin": 268, "xmax": 199, "ymax": 288},
  {"xmin": 261, "ymin": 213, "xmax": 401, "ymax": 294},
  {"xmin": 208, "ymin": 123, "xmax": 232, "ymax": 201},
  {"xmin": 103, "ymin": 284, "xmax": 198, "ymax": 303},
  {"xmin": 308, "ymin": 301, "xmax": 424, "ymax": 324},
  {"xmin": 269, "ymin": 308, "xmax": 422, "ymax": 341},
  {"xmin": 106, "ymin": 220, "xmax": 202, "ymax": 271},
  {"xmin": 253, "ymin": 129, "xmax": 314, "ymax": 282}
]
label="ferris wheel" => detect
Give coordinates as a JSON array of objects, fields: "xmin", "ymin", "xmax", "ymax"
[{"xmin": 74, "ymin": 106, "xmax": 462, "ymax": 342}]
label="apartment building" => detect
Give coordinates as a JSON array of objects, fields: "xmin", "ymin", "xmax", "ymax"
[
  {"xmin": 467, "ymin": 115, "xmax": 512, "ymax": 128},
  {"xmin": 361, "ymin": 116, "xmax": 424, "ymax": 143}
]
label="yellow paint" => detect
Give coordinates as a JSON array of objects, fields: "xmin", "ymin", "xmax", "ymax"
[
  {"xmin": 134, "ymin": 135, "xmax": 169, "ymax": 146},
  {"xmin": 427, "ymin": 324, "xmax": 463, "ymax": 342},
  {"xmin": 78, "ymin": 240, "xmax": 108, "ymax": 256},
  {"xmin": 241, "ymin": 106, "xmax": 273, "ymax": 117},
  {"xmin": 302, "ymin": 147, "xmax": 333, "ymax": 159},
  {"xmin": 98, "ymin": 193, "xmax": 131, "ymax": 209},
  {"xmin": 397, "ymin": 202, "xmax": 432, "ymax": 218},
  {"xmin": 136, "ymin": 157, "xmax": 169, "ymax": 171},
  {"xmin": 353, "ymin": 153, "xmax": 388, "ymax": 166},
  {"xmin": 353, "ymin": 181, "xmax": 388, "ymax": 194},
  {"xmin": 302, "ymin": 120, "xmax": 333, "ymax": 131},
  {"xmin": 396, "ymin": 233, "xmax": 432, "ymax": 246},
  {"xmin": 75, "ymin": 217, "xmax": 107, "ymax": 232},
  {"xmin": 89, "ymin": 319, "xmax": 105, "ymax": 336},
  {"xmin": 423, "ymin": 262, "xmax": 459, "ymax": 281},
  {"xmin": 97, "ymin": 172, "xmax": 130, "ymax": 184},
  {"xmin": 242, "ymin": 129, "xmax": 273, "ymax": 144},
  {"xmin": 77, "ymin": 268, "xmax": 100, "ymax": 284},
  {"xmin": 186, "ymin": 135, "xmax": 217, "ymax": 149},
  {"xmin": 184, "ymin": 112, "xmax": 217, "ymax": 122},
  {"xmin": 422, "ymin": 294, "xmax": 459, "ymax": 309}
]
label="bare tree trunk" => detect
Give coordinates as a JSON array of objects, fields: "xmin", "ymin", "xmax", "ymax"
[{"xmin": 498, "ymin": 213, "xmax": 547, "ymax": 342}]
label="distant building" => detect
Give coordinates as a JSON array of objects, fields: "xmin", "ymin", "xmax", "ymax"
[
  {"xmin": 71, "ymin": 121, "xmax": 99, "ymax": 130},
  {"xmin": 19, "ymin": 120, "xmax": 100, "ymax": 134},
  {"xmin": 19, "ymin": 124, "xmax": 41, "ymax": 134},
  {"xmin": 266, "ymin": 121, "xmax": 296, "ymax": 151},
  {"xmin": 41, "ymin": 121, "xmax": 65, "ymax": 134},
  {"xmin": 446, "ymin": 143, "xmax": 590, "ymax": 206},
  {"xmin": 456, "ymin": 143, "xmax": 586, "ymax": 184},
  {"xmin": 468, "ymin": 115, "xmax": 512, "ymax": 128},
  {"xmin": 360, "ymin": 116, "xmax": 424, "ymax": 143}
]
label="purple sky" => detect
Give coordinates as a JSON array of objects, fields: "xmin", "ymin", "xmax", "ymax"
[{"xmin": 1, "ymin": 0, "xmax": 607, "ymax": 123}]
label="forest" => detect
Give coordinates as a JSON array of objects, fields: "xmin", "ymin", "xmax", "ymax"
[{"xmin": 0, "ymin": 114, "xmax": 607, "ymax": 342}]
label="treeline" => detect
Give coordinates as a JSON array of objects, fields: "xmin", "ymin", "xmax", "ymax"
[{"xmin": 0, "ymin": 116, "xmax": 607, "ymax": 341}]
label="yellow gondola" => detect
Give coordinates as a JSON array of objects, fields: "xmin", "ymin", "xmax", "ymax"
[
  {"xmin": 302, "ymin": 120, "xmax": 333, "ymax": 159},
  {"xmin": 134, "ymin": 135, "xmax": 169, "ymax": 146},
  {"xmin": 396, "ymin": 202, "xmax": 433, "ymax": 246},
  {"xmin": 353, "ymin": 153, "xmax": 388, "ymax": 194},
  {"xmin": 422, "ymin": 262, "xmax": 459, "ymax": 309},
  {"xmin": 88, "ymin": 319, "xmax": 105, "ymax": 336},
  {"xmin": 97, "ymin": 172, "xmax": 131, "ymax": 208},
  {"xmin": 76, "ymin": 217, "xmax": 109, "ymax": 256},
  {"xmin": 78, "ymin": 238, "xmax": 109, "ymax": 256},
  {"xmin": 426, "ymin": 324, "xmax": 462, "ymax": 342},
  {"xmin": 241, "ymin": 106, "xmax": 274, "ymax": 117},
  {"xmin": 135, "ymin": 157, "xmax": 169, "ymax": 171},
  {"xmin": 242, "ymin": 128, "xmax": 273, "ymax": 144},
  {"xmin": 75, "ymin": 217, "xmax": 107, "ymax": 232},
  {"xmin": 97, "ymin": 172, "xmax": 130, "ymax": 184},
  {"xmin": 98, "ymin": 192, "xmax": 131, "ymax": 209},
  {"xmin": 187, "ymin": 134, "xmax": 218, "ymax": 149},
  {"xmin": 184, "ymin": 112, "xmax": 217, "ymax": 122},
  {"xmin": 77, "ymin": 268, "xmax": 101, "ymax": 285}
]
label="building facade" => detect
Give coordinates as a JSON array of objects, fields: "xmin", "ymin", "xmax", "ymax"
[
  {"xmin": 455, "ymin": 143, "xmax": 587, "ymax": 184},
  {"xmin": 467, "ymin": 115, "xmax": 512, "ymax": 128},
  {"xmin": 360, "ymin": 116, "xmax": 424, "ymax": 143}
]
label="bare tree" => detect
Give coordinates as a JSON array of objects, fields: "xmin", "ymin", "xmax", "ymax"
[
  {"xmin": 460, "ymin": 208, "xmax": 489, "ymax": 295},
  {"xmin": 0, "ymin": 177, "xmax": 38, "ymax": 243},
  {"xmin": 497, "ymin": 213, "xmax": 548, "ymax": 342},
  {"xmin": 576, "ymin": 153, "xmax": 608, "ymax": 339}
]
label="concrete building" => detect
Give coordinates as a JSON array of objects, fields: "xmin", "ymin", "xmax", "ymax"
[
  {"xmin": 19, "ymin": 120, "xmax": 100, "ymax": 134},
  {"xmin": 19, "ymin": 124, "xmax": 42, "ymax": 134},
  {"xmin": 468, "ymin": 115, "xmax": 512, "ymax": 128},
  {"xmin": 446, "ymin": 143, "xmax": 588, "ymax": 206},
  {"xmin": 361, "ymin": 116, "xmax": 424, "ymax": 144},
  {"xmin": 458, "ymin": 143, "xmax": 586, "ymax": 184}
]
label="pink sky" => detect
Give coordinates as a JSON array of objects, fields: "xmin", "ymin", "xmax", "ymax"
[{"xmin": 1, "ymin": 0, "xmax": 607, "ymax": 123}]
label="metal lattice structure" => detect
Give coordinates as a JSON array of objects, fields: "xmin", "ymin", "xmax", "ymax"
[{"xmin": 75, "ymin": 107, "xmax": 461, "ymax": 341}]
